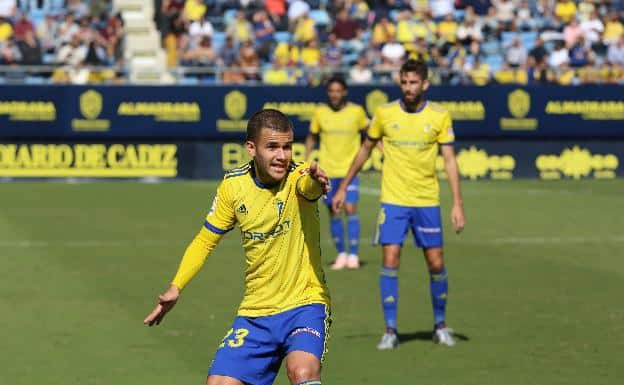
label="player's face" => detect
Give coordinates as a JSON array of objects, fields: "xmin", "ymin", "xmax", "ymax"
[
  {"xmin": 327, "ymin": 82, "xmax": 347, "ymax": 109},
  {"xmin": 399, "ymin": 71, "xmax": 429, "ymax": 104},
  {"xmin": 246, "ymin": 127, "xmax": 293, "ymax": 185}
]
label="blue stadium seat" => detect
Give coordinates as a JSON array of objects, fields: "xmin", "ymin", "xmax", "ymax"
[
  {"xmin": 521, "ymin": 31, "xmax": 538, "ymax": 50},
  {"xmin": 484, "ymin": 55, "xmax": 504, "ymax": 72},
  {"xmin": 223, "ymin": 9, "xmax": 238, "ymax": 26},
  {"xmin": 309, "ymin": 9, "xmax": 330, "ymax": 26},
  {"xmin": 454, "ymin": 9, "xmax": 465, "ymax": 22},
  {"xmin": 482, "ymin": 39, "xmax": 501, "ymax": 56},
  {"xmin": 501, "ymin": 32, "xmax": 517, "ymax": 47},
  {"xmin": 179, "ymin": 76, "xmax": 200, "ymax": 85},
  {"xmin": 274, "ymin": 31, "xmax": 291, "ymax": 43},
  {"xmin": 212, "ymin": 31, "xmax": 226, "ymax": 52}
]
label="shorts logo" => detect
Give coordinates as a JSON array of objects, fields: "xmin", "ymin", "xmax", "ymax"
[
  {"xmin": 417, "ymin": 226, "xmax": 441, "ymax": 233},
  {"xmin": 289, "ymin": 327, "xmax": 321, "ymax": 339}
]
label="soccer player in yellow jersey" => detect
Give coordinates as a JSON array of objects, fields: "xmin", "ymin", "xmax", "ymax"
[
  {"xmin": 144, "ymin": 109, "xmax": 332, "ymax": 385},
  {"xmin": 333, "ymin": 60, "xmax": 466, "ymax": 349},
  {"xmin": 306, "ymin": 76, "xmax": 369, "ymax": 270}
]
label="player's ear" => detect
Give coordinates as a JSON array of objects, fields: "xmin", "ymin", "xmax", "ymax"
[
  {"xmin": 245, "ymin": 140, "xmax": 256, "ymax": 158},
  {"xmin": 422, "ymin": 79, "xmax": 430, "ymax": 91}
]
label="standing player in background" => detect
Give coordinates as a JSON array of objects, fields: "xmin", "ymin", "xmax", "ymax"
[
  {"xmin": 144, "ymin": 109, "xmax": 332, "ymax": 385},
  {"xmin": 332, "ymin": 60, "xmax": 466, "ymax": 349},
  {"xmin": 306, "ymin": 76, "xmax": 369, "ymax": 270}
]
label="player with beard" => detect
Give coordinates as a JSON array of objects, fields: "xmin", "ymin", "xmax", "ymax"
[{"xmin": 332, "ymin": 60, "xmax": 466, "ymax": 349}]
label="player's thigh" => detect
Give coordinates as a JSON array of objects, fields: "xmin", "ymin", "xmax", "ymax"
[
  {"xmin": 374, "ymin": 203, "xmax": 411, "ymax": 246},
  {"xmin": 283, "ymin": 304, "xmax": 331, "ymax": 364},
  {"xmin": 409, "ymin": 206, "xmax": 444, "ymax": 249},
  {"xmin": 285, "ymin": 350, "xmax": 321, "ymax": 385},
  {"xmin": 345, "ymin": 175, "xmax": 359, "ymax": 205},
  {"xmin": 209, "ymin": 316, "xmax": 281, "ymax": 385},
  {"xmin": 322, "ymin": 178, "xmax": 342, "ymax": 207}
]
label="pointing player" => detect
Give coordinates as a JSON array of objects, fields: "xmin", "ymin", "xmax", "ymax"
[{"xmin": 145, "ymin": 109, "xmax": 332, "ymax": 385}]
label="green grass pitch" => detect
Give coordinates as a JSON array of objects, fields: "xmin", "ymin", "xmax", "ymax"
[{"xmin": 1, "ymin": 176, "xmax": 623, "ymax": 385}]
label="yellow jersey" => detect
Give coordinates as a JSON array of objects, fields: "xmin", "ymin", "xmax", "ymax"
[
  {"xmin": 309, "ymin": 103, "xmax": 369, "ymax": 178},
  {"xmin": 367, "ymin": 100, "xmax": 455, "ymax": 207},
  {"xmin": 172, "ymin": 161, "xmax": 330, "ymax": 317}
]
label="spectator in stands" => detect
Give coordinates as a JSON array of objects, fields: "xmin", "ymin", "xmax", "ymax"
[
  {"xmin": 569, "ymin": 36, "xmax": 592, "ymax": 67},
  {"xmin": 293, "ymin": 10, "xmax": 315, "ymax": 43},
  {"xmin": 238, "ymin": 38, "xmax": 260, "ymax": 81},
  {"xmin": 607, "ymin": 36, "xmax": 624, "ymax": 66},
  {"xmin": 381, "ymin": 35, "xmax": 406, "ymax": 65},
  {"xmin": 57, "ymin": 33, "xmax": 86, "ymax": 66},
  {"xmin": 189, "ymin": 14, "xmax": 214, "ymax": 49},
  {"xmin": 37, "ymin": 14, "xmax": 59, "ymax": 54},
  {"xmin": 0, "ymin": 0, "xmax": 16, "ymax": 19},
  {"xmin": 100, "ymin": 14, "xmax": 123, "ymax": 65},
  {"xmin": 481, "ymin": 6, "xmax": 500, "ymax": 39},
  {"xmin": 17, "ymin": 29, "xmax": 41, "ymax": 64},
  {"xmin": 253, "ymin": 9, "xmax": 274, "ymax": 61},
  {"xmin": 67, "ymin": 0, "xmax": 88, "ymax": 18},
  {"xmin": 0, "ymin": 16, "xmax": 13, "ymax": 43},
  {"xmin": 493, "ymin": 0, "xmax": 514, "ymax": 31},
  {"xmin": 349, "ymin": 0, "xmax": 369, "ymax": 28},
  {"xmin": 563, "ymin": 18, "xmax": 583, "ymax": 48},
  {"xmin": 437, "ymin": 13, "xmax": 458, "ymax": 46},
  {"xmin": 218, "ymin": 34, "xmax": 237, "ymax": 66},
  {"xmin": 322, "ymin": 33, "xmax": 342, "ymax": 67},
  {"xmin": 456, "ymin": 15, "xmax": 483, "ymax": 45},
  {"xmin": 58, "ymin": 13, "xmax": 79, "ymax": 45},
  {"xmin": 430, "ymin": 0, "xmax": 455, "ymax": 22},
  {"xmin": 372, "ymin": 15, "xmax": 395, "ymax": 48},
  {"xmin": 301, "ymin": 38, "xmax": 320, "ymax": 67},
  {"xmin": 263, "ymin": 56, "xmax": 293, "ymax": 84},
  {"xmin": 549, "ymin": 40, "xmax": 569, "ymax": 68},
  {"xmin": 287, "ymin": 0, "xmax": 310, "ymax": 29},
  {"xmin": 13, "ymin": 12, "xmax": 34, "ymax": 41},
  {"xmin": 182, "ymin": 35, "xmax": 220, "ymax": 66},
  {"xmin": 603, "ymin": 12, "xmax": 623, "ymax": 45},
  {"xmin": 529, "ymin": 37, "xmax": 548, "ymax": 65},
  {"xmin": 581, "ymin": 10, "xmax": 604, "ymax": 46},
  {"xmin": 555, "ymin": 0, "xmax": 577, "ymax": 25},
  {"xmin": 467, "ymin": 55, "xmax": 491, "ymax": 85},
  {"xmin": 349, "ymin": 54, "xmax": 373, "ymax": 83},
  {"xmin": 466, "ymin": 0, "xmax": 490, "ymax": 16},
  {"xmin": 227, "ymin": 10, "xmax": 254, "ymax": 44},
  {"xmin": 0, "ymin": 37, "xmax": 21, "ymax": 64},
  {"xmin": 264, "ymin": 0, "xmax": 286, "ymax": 29},
  {"xmin": 183, "ymin": 0, "xmax": 207, "ymax": 22},
  {"xmin": 396, "ymin": 10, "xmax": 414, "ymax": 44},
  {"xmin": 333, "ymin": 7, "xmax": 362, "ymax": 51},
  {"xmin": 159, "ymin": 0, "xmax": 185, "ymax": 39},
  {"xmin": 516, "ymin": 1, "xmax": 536, "ymax": 32}
]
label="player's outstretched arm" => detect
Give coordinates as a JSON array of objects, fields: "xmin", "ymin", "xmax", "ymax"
[
  {"xmin": 308, "ymin": 161, "xmax": 329, "ymax": 194},
  {"xmin": 143, "ymin": 226, "xmax": 223, "ymax": 326},
  {"xmin": 144, "ymin": 284, "xmax": 180, "ymax": 326},
  {"xmin": 441, "ymin": 145, "xmax": 465, "ymax": 233},
  {"xmin": 332, "ymin": 137, "xmax": 377, "ymax": 214}
]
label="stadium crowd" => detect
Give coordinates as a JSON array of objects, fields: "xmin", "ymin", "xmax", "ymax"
[
  {"xmin": 159, "ymin": 0, "xmax": 624, "ymax": 85},
  {"xmin": 0, "ymin": 0, "xmax": 622, "ymax": 84}
]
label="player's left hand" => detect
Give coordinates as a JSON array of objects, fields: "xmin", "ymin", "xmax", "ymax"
[
  {"xmin": 309, "ymin": 161, "xmax": 330, "ymax": 195},
  {"xmin": 451, "ymin": 204, "xmax": 465, "ymax": 234}
]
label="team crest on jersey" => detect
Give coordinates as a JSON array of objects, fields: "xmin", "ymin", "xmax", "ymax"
[
  {"xmin": 237, "ymin": 204, "xmax": 248, "ymax": 215},
  {"xmin": 276, "ymin": 200, "xmax": 284, "ymax": 216}
]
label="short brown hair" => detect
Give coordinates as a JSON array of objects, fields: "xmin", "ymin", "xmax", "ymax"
[
  {"xmin": 400, "ymin": 59, "xmax": 428, "ymax": 80},
  {"xmin": 246, "ymin": 109, "xmax": 293, "ymax": 141}
]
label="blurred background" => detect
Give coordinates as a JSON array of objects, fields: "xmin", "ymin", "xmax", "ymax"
[{"xmin": 1, "ymin": 1, "xmax": 623, "ymax": 385}]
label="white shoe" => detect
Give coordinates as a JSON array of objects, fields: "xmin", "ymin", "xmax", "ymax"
[
  {"xmin": 433, "ymin": 327, "xmax": 456, "ymax": 347},
  {"xmin": 376, "ymin": 332, "xmax": 399, "ymax": 350},
  {"xmin": 330, "ymin": 252, "xmax": 349, "ymax": 270},
  {"xmin": 346, "ymin": 254, "xmax": 360, "ymax": 269}
]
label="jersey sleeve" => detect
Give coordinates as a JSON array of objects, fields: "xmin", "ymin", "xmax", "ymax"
[
  {"xmin": 366, "ymin": 107, "xmax": 384, "ymax": 140},
  {"xmin": 309, "ymin": 107, "xmax": 321, "ymax": 134},
  {"xmin": 437, "ymin": 110, "xmax": 455, "ymax": 145},
  {"xmin": 357, "ymin": 106, "xmax": 370, "ymax": 130},
  {"xmin": 204, "ymin": 179, "xmax": 236, "ymax": 234},
  {"xmin": 171, "ymin": 227, "xmax": 221, "ymax": 290},
  {"xmin": 294, "ymin": 162, "xmax": 323, "ymax": 201}
]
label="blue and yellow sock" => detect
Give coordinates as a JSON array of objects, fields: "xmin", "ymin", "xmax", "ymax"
[
  {"xmin": 296, "ymin": 381, "xmax": 321, "ymax": 385},
  {"xmin": 330, "ymin": 217, "xmax": 345, "ymax": 253},
  {"xmin": 380, "ymin": 266, "xmax": 399, "ymax": 332},
  {"xmin": 347, "ymin": 214, "xmax": 360, "ymax": 255},
  {"xmin": 430, "ymin": 267, "xmax": 448, "ymax": 328}
]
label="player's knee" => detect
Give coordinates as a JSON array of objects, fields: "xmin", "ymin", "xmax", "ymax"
[
  {"xmin": 427, "ymin": 258, "xmax": 444, "ymax": 273},
  {"xmin": 286, "ymin": 363, "xmax": 320, "ymax": 384}
]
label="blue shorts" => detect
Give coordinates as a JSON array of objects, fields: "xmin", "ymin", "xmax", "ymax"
[
  {"xmin": 208, "ymin": 303, "xmax": 331, "ymax": 385},
  {"xmin": 374, "ymin": 203, "xmax": 443, "ymax": 248},
  {"xmin": 323, "ymin": 176, "xmax": 359, "ymax": 206}
]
